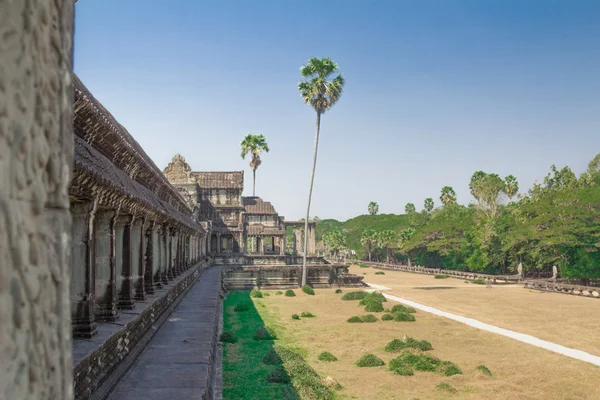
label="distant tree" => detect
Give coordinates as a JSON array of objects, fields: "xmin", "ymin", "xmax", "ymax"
[
  {"xmin": 504, "ymin": 175, "xmax": 519, "ymax": 200},
  {"xmin": 424, "ymin": 198, "xmax": 434, "ymax": 213},
  {"xmin": 440, "ymin": 186, "xmax": 457, "ymax": 206},
  {"xmin": 378, "ymin": 229, "xmax": 397, "ymax": 263},
  {"xmin": 404, "ymin": 203, "xmax": 416, "ymax": 214},
  {"xmin": 361, "ymin": 229, "xmax": 379, "ymax": 261},
  {"xmin": 469, "ymin": 171, "xmax": 506, "ymax": 219},
  {"xmin": 240, "ymin": 133, "xmax": 270, "ymax": 196},
  {"xmin": 368, "ymin": 202, "xmax": 379, "ymax": 215},
  {"xmin": 298, "ymin": 56, "xmax": 345, "ymax": 286},
  {"xmin": 399, "ymin": 228, "xmax": 416, "ymax": 266},
  {"xmin": 323, "ymin": 229, "xmax": 347, "ymax": 258}
]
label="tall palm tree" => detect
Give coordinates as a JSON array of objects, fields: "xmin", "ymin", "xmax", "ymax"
[
  {"xmin": 368, "ymin": 201, "xmax": 379, "ymax": 215},
  {"xmin": 424, "ymin": 198, "xmax": 434, "ymax": 213},
  {"xmin": 298, "ymin": 57, "xmax": 345, "ymax": 286},
  {"xmin": 404, "ymin": 203, "xmax": 416, "ymax": 214},
  {"xmin": 361, "ymin": 229, "xmax": 378, "ymax": 262},
  {"xmin": 440, "ymin": 186, "xmax": 457, "ymax": 206},
  {"xmin": 240, "ymin": 133, "xmax": 270, "ymax": 196}
]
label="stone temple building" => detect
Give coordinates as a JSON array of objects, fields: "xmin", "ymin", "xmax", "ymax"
[{"xmin": 163, "ymin": 153, "xmax": 317, "ymax": 258}]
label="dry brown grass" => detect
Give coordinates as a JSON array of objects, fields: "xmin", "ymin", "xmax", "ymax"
[
  {"xmin": 353, "ymin": 265, "xmax": 600, "ymax": 355},
  {"xmin": 258, "ymin": 286, "xmax": 600, "ymax": 400}
]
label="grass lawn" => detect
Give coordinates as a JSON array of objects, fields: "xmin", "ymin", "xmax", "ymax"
[{"xmin": 223, "ymin": 285, "xmax": 600, "ymax": 400}]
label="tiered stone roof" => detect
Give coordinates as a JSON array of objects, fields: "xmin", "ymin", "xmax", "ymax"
[
  {"xmin": 242, "ymin": 197, "xmax": 277, "ymax": 215},
  {"xmin": 192, "ymin": 172, "xmax": 244, "ymax": 189}
]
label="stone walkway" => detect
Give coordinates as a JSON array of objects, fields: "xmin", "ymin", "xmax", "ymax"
[
  {"xmin": 108, "ymin": 266, "xmax": 222, "ymax": 400},
  {"xmin": 365, "ymin": 282, "xmax": 600, "ymax": 367}
]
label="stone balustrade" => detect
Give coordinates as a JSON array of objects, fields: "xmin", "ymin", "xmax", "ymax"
[
  {"xmin": 524, "ymin": 280, "xmax": 600, "ymax": 298},
  {"xmin": 356, "ymin": 261, "xmax": 521, "ymax": 283}
]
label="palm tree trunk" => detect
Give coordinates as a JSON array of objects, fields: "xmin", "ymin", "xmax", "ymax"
[
  {"xmin": 302, "ymin": 112, "xmax": 321, "ymax": 286},
  {"xmin": 253, "ymin": 168, "xmax": 256, "ymax": 196}
]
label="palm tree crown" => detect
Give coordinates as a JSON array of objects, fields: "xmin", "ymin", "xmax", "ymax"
[
  {"xmin": 298, "ymin": 57, "xmax": 345, "ymax": 114},
  {"xmin": 240, "ymin": 133, "xmax": 270, "ymax": 196}
]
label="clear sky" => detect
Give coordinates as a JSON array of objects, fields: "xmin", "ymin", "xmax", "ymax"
[{"xmin": 74, "ymin": 0, "xmax": 600, "ymax": 221}]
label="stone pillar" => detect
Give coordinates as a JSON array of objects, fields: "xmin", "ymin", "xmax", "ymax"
[
  {"xmin": 133, "ymin": 217, "xmax": 146, "ymax": 300},
  {"xmin": 216, "ymin": 233, "xmax": 222, "ymax": 254},
  {"xmin": 280, "ymin": 235, "xmax": 286, "ymax": 256},
  {"xmin": 94, "ymin": 209, "xmax": 118, "ymax": 322},
  {"xmin": 308, "ymin": 225, "xmax": 315, "ymax": 255},
  {"xmin": 0, "ymin": 2, "xmax": 75, "ymax": 397},
  {"xmin": 116, "ymin": 215, "xmax": 135, "ymax": 309},
  {"xmin": 144, "ymin": 221, "xmax": 155, "ymax": 295},
  {"xmin": 70, "ymin": 201, "xmax": 98, "ymax": 338},
  {"xmin": 160, "ymin": 225, "xmax": 169, "ymax": 285},
  {"xmin": 168, "ymin": 228, "xmax": 176, "ymax": 279},
  {"xmin": 259, "ymin": 237, "xmax": 264, "ymax": 255}
]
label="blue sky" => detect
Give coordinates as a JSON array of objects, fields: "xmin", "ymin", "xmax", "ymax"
[{"xmin": 74, "ymin": 0, "xmax": 600, "ymax": 221}]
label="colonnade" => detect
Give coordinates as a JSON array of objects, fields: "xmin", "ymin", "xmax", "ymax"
[{"xmin": 70, "ymin": 200, "xmax": 208, "ymax": 338}]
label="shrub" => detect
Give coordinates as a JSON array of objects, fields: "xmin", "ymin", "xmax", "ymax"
[
  {"xmin": 300, "ymin": 312, "xmax": 316, "ymax": 318},
  {"xmin": 414, "ymin": 356, "xmax": 440, "ymax": 372},
  {"xmin": 436, "ymin": 382, "xmax": 457, "ymax": 393},
  {"xmin": 219, "ymin": 331, "xmax": 238, "ymax": 344},
  {"xmin": 434, "ymin": 274, "xmax": 449, "ymax": 279},
  {"xmin": 464, "ymin": 280, "xmax": 469, "ymax": 284},
  {"xmin": 389, "ymin": 353, "xmax": 420, "ymax": 371},
  {"xmin": 266, "ymin": 366, "xmax": 290, "ymax": 383},
  {"xmin": 476, "ymin": 364, "xmax": 492, "ymax": 376},
  {"xmin": 355, "ymin": 354, "xmax": 384, "ymax": 367},
  {"xmin": 359, "ymin": 263, "xmax": 370, "ymax": 268},
  {"xmin": 381, "ymin": 313, "xmax": 394, "ymax": 321},
  {"xmin": 442, "ymin": 362, "xmax": 462, "ymax": 376},
  {"xmin": 361, "ymin": 314, "xmax": 378, "ymax": 323},
  {"xmin": 254, "ymin": 326, "xmax": 276, "ymax": 340},
  {"xmin": 359, "ymin": 292, "xmax": 387, "ymax": 305},
  {"xmin": 391, "ymin": 304, "xmax": 416, "ymax": 314},
  {"xmin": 347, "ymin": 316, "xmax": 363, "ymax": 323},
  {"xmin": 473, "ymin": 278, "xmax": 485, "ymax": 285},
  {"xmin": 275, "ymin": 291, "xmax": 284, "ymax": 295},
  {"xmin": 250, "ymin": 288, "xmax": 263, "ymax": 298},
  {"xmin": 341, "ymin": 291, "xmax": 368, "ymax": 301},
  {"xmin": 285, "ymin": 289, "xmax": 296, "ymax": 297},
  {"xmin": 263, "ymin": 292, "xmax": 271, "ymax": 297},
  {"xmin": 292, "ymin": 314, "xmax": 300, "ymax": 320},
  {"xmin": 364, "ymin": 300, "xmax": 384, "ymax": 313},
  {"xmin": 393, "ymin": 312, "xmax": 416, "ymax": 322},
  {"xmin": 384, "ymin": 337, "xmax": 433, "ymax": 352},
  {"xmin": 335, "ymin": 289, "xmax": 343, "ymax": 294},
  {"xmin": 393, "ymin": 365, "xmax": 414, "ymax": 376},
  {"xmin": 234, "ymin": 302, "xmax": 250, "ymax": 312},
  {"xmin": 318, "ymin": 352, "xmax": 338, "ymax": 362},
  {"xmin": 302, "ymin": 285, "xmax": 315, "ymax": 295},
  {"xmin": 263, "ymin": 348, "xmax": 283, "ymax": 365},
  {"xmin": 375, "ymin": 271, "xmax": 385, "ymax": 275}
]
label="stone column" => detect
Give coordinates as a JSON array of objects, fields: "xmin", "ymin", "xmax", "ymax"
[
  {"xmin": 160, "ymin": 225, "xmax": 169, "ymax": 285},
  {"xmin": 70, "ymin": 201, "xmax": 98, "ymax": 338},
  {"xmin": 259, "ymin": 237, "xmax": 264, "ymax": 255},
  {"xmin": 216, "ymin": 233, "xmax": 222, "ymax": 254},
  {"xmin": 116, "ymin": 215, "xmax": 135, "ymax": 309},
  {"xmin": 94, "ymin": 209, "xmax": 118, "ymax": 321},
  {"xmin": 280, "ymin": 235, "xmax": 286, "ymax": 256},
  {"xmin": 144, "ymin": 221, "xmax": 155, "ymax": 295},
  {"xmin": 168, "ymin": 228, "xmax": 176, "ymax": 279},
  {"xmin": 133, "ymin": 217, "xmax": 146, "ymax": 300}
]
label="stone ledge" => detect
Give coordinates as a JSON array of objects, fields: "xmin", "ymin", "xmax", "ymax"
[{"xmin": 73, "ymin": 261, "xmax": 209, "ymax": 400}]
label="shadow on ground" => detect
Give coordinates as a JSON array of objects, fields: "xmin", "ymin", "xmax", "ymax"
[{"xmin": 221, "ymin": 291, "xmax": 300, "ymax": 400}]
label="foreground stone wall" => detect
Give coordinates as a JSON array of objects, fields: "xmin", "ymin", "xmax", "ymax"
[
  {"xmin": 0, "ymin": 1, "xmax": 75, "ymax": 399},
  {"xmin": 524, "ymin": 280, "xmax": 600, "ymax": 298}
]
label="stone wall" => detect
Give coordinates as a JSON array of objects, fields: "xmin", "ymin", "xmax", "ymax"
[
  {"xmin": 0, "ymin": 1, "xmax": 75, "ymax": 399},
  {"xmin": 524, "ymin": 280, "xmax": 600, "ymax": 298}
]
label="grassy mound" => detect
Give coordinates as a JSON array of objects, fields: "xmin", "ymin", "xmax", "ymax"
[
  {"xmin": 347, "ymin": 316, "xmax": 363, "ymax": 323},
  {"xmin": 384, "ymin": 337, "xmax": 433, "ymax": 352},
  {"xmin": 473, "ymin": 278, "xmax": 486, "ymax": 285},
  {"xmin": 220, "ymin": 331, "xmax": 238, "ymax": 344},
  {"xmin": 263, "ymin": 292, "xmax": 271, "ymax": 297},
  {"xmin": 335, "ymin": 289, "xmax": 343, "ymax": 294},
  {"xmin": 234, "ymin": 302, "xmax": 250, "ymax": 312},
  {"xmin": 251, "ymin": 288, "xmax": 263, "ymax": 298},
  {"xmin": 291, "ymin": 314, "xmax": 300, "ymax": 320},
  {"xmin": 300, "ymin": 312, "xmax": 316, "ymax": 318},
  {"xmin": 434, "ymin": 274, "xmax": 449, "ymax": 279},
  {"xmin": 254, "ymin": 326, "xmax": 276, "ymax": 341},
  {"xmin": 393, "ymin": 312, "xmax": 416, "ymax": 322},
  {"xmin": 262, "ymin": 348, "xmax": 283, "ymax": 365},
  {"xmin": 436, "ymin": 382, "xmax": 457, "ymax": 394},
  {"xmin": 356, "ymin": 354, "xmax": 385, "ymax": 367},
  {"xmin": 364, "ymin": 300, "xmax": 384, "ymax": 312},
  {"xmin": 389, "ymin": 352, "xmax": 462, "ymax": 376},
  {"xmin": 393, "ymin": 365, "xmax": 414, "ymax": 376},
  {"xmin": 285, "ymin": 290, "xmax": 296, "ymax": 297},
  {"xmin": 358, "ymin": 263, "xmax": 370, "ymax": 268},
  {"xmin": 375, "ymin": 271, "xmax": 385, "ymax": 275},
  {"xmin": 266, "ymin": 366, "xmax": 290, "ymax": 383},
  {"xmin": 361, "ymin": 314, "xmax": 378, "ymax": 323},
  {"xmin": 476, "ymin": 364, "xmax": 493, "ymax": 376},
  {"xmin": 381, "ymin": 313, "xmax": 394, "ymax": 321},
  {"xmin": 302, "ymin": 285, "xmax": 315, "ymax": 295},
  {"xmin": 341, "ymin": 291, "xmax": 368, "ymax": 301},
  {"xmin": 359, "ymin": 292, "xmax": 387, "ymax": 305},
  {"xmin": 318, "ymin": 352, "xmax": 338, "ymax": 362},
  {"xmin": 391, "ymin": 304, "xmax": 416, "ymax": 314},
  {"xmin": 275, "ymin": 291, "xmax": 283, "ymax": 295}
]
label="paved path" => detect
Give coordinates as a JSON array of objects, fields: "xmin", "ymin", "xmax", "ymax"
[
  {"xmin": 108, "ymin": 267, "xmax": 222, "ymax": 400},
  {"xmin": 365, "ymin": 282, "xmax": 600, "ymax": 367}
]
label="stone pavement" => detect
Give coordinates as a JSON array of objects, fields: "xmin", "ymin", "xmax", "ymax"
[{"xmin": 108, "ymin": 266, "xmax": 222, "ymax": 400}]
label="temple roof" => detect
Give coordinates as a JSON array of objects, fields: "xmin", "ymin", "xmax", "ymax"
[
  {"xmin": 192, "ymin": 171, "xmax": 244, "ymax": 189},
  {"xmin": 246, "ymin": 224, "xmax": 285, "ymax": 236},
  {"xmin": 243, "ymin": 197, "xmax": 277, "ymax": 215}
]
